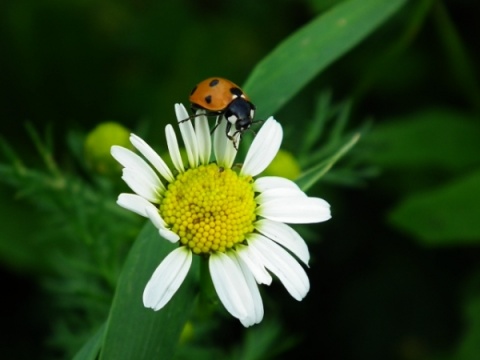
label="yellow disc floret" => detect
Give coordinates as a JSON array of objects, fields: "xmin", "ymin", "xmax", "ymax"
[{"xmin": 160, "ymin": 164, "xmax": 256, "ymax": 255}]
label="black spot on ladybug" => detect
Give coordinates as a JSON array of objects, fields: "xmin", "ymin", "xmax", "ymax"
[
  {"xmin": 205, "ymin": 95, "xmax": 212, "ymax": 104},
  {"xmin": 190, "ymin": 85, "xmax": 197, "ymax": 96},
  {"xmin": 230, "ymin": 87, "xmax": 243, "ymax": 98},
  {"xmin": 209, "ymin": 79, "xmax": 219, "ymax": 87}
]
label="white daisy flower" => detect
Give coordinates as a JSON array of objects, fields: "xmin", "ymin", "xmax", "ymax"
[{"xmin": 111, "ymin": 104, "xmax": 331, "ymax": 327}]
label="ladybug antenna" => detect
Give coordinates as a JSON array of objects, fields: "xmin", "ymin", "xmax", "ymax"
[
  {"xmin": 228, "ymin": 119, "xmax": 264, "ymax": 149},
  {"xmin": 245, "ymin": 119, "xmax": 264, "ymax": 137},
  {"xmin": 251, "ymin": 119, "xmax": 264, "ymax": 127},
  {"xmin": 179, "ymin": 109, "xmax": 222, "ymax": 124},
  {"xmin": 209, "ymin": 116, "xmax": 223, "ymax": 135}
]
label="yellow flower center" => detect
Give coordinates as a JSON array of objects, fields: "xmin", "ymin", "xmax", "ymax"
[{"xmin": 160, "ymin": 163, "xmax": 256, "ymax": 255}]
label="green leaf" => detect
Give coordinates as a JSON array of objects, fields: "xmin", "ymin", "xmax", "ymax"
[
  {"xmin": 232, "ymin": 320, "xmax": 297, "ymax": 360},
  {"xmin": 243, "ymin": 0, "xmax": 407, "ymax": 118},
  {"xmin": 0, "ymin": 186, "xmax": 48, "ymax": 272},
  {"xmin": 450, "ymin": 291, "xmax": 480, "ymax": 360},
  {"xmin": 296, "ymin": 133, "xmax": 360, "ymax": 192},
  {"xmin": 99, "ymin": 222, "xmax": 197, "ymax": 360},
  {"xmin": 364, "ymin": 109, "xmax": 480, "ymax": 171},
  {"xmin": 434, "ymin": 1, "xmax": 480, "ymax": 110},
  {"xmin": 389, "ymin": 170, "xmax": 480, "ymax": 246},
  {"xmin": 72, "ymin": 323, "xmax": 106, "ymax": 360},
  {"xmin": 300, "ymin": 90, "xmax": 333, "ymax": 155}
]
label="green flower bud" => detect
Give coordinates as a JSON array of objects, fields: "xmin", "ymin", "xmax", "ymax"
[
  {"xmin": 261, "ymin": 149, "xmax": 301, "ymax": 180},
  {"xmin": 85, "ymin": 122, "xmax": 132, "ymax": 175},
  {"xmin": 179, "ymin": 321, "xmax": 194, "ymax": 344}
]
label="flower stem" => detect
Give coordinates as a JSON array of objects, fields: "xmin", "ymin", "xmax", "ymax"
[{"xmin": 197, "ymin": 256, "xmax": 217, "ymax": 320}]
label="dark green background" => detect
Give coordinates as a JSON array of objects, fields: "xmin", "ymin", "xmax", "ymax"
[{"xmin": 1, "ymin": 0, "xmax": 479, "ymax": 359}]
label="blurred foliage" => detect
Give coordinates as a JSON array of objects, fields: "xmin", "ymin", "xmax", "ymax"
[{"xmin": 1, "ymin": 0, "xmax": 480, "ymax": 359}]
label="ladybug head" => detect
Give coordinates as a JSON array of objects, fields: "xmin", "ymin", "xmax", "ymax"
[
  {"xmin": 235, "ymin": 117, "xmax": 252, "ymax": 131},
  {"xmin": 225, "ymin": 98, "xmax": 256, "ymax": 132}
]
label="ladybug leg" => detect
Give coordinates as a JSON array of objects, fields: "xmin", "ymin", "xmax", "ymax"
[
  {"xmin": 233, "ymin": 132, "xmax": 243, "ymax": 151},
  {"xmin": 178, "ymin": 107, "xmax": 212, "ymax": 123},
  {"xmin": 178, "ymin": 114, "xmax": 195, "ymax": 123},
  {"xmin": 225, "ymin": 123, "xmax": 241, "ymax": 150},
  {"xmin": 178, "ymin": 115, "xmax": 196, "ymax": 123},
  {"xmin": 178, "ymin": 109, "xmax": 203, "ymax": 123},
  {"xmin": 227, "ymin": 128, "xmax": 244, "ymax": 151},
  {"xmin": 225, "ymin": 121, "xmax": 233, "ymax": 140},
  {"xmin": 209, "ymin": 116, "xmax": 222, "ymax": 135}
]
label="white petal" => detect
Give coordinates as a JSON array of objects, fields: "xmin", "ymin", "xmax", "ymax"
[
  {"xmin": 117, "ymin": 193, "xmax": 157, "ymax": 217},
  {"xmin": 176, "ymin": 104, "xmax": 199, "ymax": 168},
  {"xmin": 247, "ymin": 234, "xmax": 310, "ymax": 301},
  {"xmin": 233, "ymin": 252, "xmax": 264, "ymax": 326},
  {"xmin": 143, "ymin": 206, "xmax": 179, "ymax": 243},
  {"xmin": 129, "ymin": 133, "xmax": 174, "ymax": 183},
  {"xmin": 121, "ymin": 168, "xmax": 162, "ymax": 203},
  {"xmin": 240, "ymin": 117, "xmax": 282, "ymax": 177},
  {"xmin": 254, "ymin": 219, "xmax": 310, "ymax": 265},
  {"xmin": 111, "ymin": 146, "xmax": 163, "ymax": 188},
  {"xmin": 159, "ymin": 228, "xmax": 181, "ymax": 243},
  {"xmin": 194, "ymin": 111, "xmax": 212, "ymax": 165},
  {"xmin": 213, "ymin": 117, "xmax": 237, "ymax": 168},
  {"xmin": 143, "ymin": 247, "xmax": 192, "ymax": 311},
  {"xmin": 209, "ymin": 252, "xmax": 253, "ymax": 321},
  {"xmin": 235, "ymin": 244, "xmax": 272, "ymax": 285},
  {"xmin": 253, "ymin": 176, "xmax": 301, "ymax": 193},
  {"xmin": 144, "ymin": 205, "xmax": 166, "ymax": 229},
  {"xmin": 255, "ymin": 187, "xmax": 306, "ymax": 204},
  {"xmin": 165, "ymin": 124, "xmax": 185, "ymax": 173},
  {"xmin": 257, "ymin": 197, "xmax": 331, "ymax": 224},
  {"xmin": 174, "ymin": 102, "xmax": 190, "ymax": 123}
]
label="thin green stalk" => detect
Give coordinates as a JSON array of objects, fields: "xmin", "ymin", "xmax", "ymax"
[
  {"xmin": 353, "ymin": 0, "xmax": 435, "ymax": 100},
  {"xmin": 433, "ymin": 1, "xmax": 480, "ymax": 111}
]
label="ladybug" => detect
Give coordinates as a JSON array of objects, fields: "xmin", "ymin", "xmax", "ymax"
[{"xmin": 187, "ymin": 77, "xmax": 256, "ymax": 146}]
